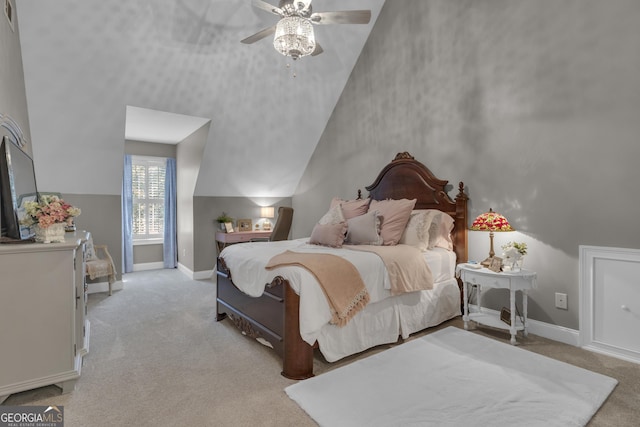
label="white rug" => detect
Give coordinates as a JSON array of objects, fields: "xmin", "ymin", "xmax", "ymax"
[{"xmin": 285, "ymin": 327, "xmax": 617, "ymax": 427}]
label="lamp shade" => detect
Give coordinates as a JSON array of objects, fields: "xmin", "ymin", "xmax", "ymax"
[
  {"xmin": 470, "ymin": 208, "xmax": 513, "ymax": 232},
  {"xmin": 470, "ymin": 208, "xmax": 513, "ymax": 264},
  {"xmin": 260, "ymin": 206, "xmax": 275, "ymax": 219}
]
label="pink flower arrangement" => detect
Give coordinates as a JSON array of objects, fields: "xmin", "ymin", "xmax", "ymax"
[{"xmin": 20, "ymin": 195, "xmax": 81, "ymax": 229}]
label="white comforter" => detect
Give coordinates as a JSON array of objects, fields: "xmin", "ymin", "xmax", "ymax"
[{"xmin": 219, "ymin": 238, "xmax": 455, "ymax": 348}]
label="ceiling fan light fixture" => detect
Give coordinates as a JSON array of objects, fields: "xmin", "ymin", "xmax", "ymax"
[{"xmin": 273, "ymin": 16, "xmax": 315, "ymax": 60}]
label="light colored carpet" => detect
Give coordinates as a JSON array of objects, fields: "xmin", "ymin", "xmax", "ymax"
[
  {"xmin": 2, "ymin": 269, "xmax": 639, "ymax": 426},
  {"xmin": 286, "ymin": 327, "xmax": 617, "ymax": 427}
]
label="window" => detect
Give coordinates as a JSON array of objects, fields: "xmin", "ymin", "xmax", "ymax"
[{"xmin": 131, "ymin": 156, "xmax": 166, "ymax": 242}]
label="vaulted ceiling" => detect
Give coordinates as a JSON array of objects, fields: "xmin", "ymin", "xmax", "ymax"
[{"xmin": 16, "ymin": 0, "xmax": 385, "ymax": 197}]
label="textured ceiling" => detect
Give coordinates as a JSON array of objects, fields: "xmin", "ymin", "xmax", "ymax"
[{"xmin": 16, "ymin": 0, "xmax": 385, "ymax": 196}]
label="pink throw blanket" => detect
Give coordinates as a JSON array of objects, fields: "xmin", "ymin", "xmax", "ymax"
[{"xmin": 265, "ymin": 251, "xmax": 370, "ymax": 327}]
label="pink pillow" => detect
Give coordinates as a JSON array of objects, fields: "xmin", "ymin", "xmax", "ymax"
[
  {"xmin": 330, "ymin": 197, "xmax": 370, "ymax": 220},
  {"xmin": 369, "ymin": 199, "xmax": 417, "ymax": 245},
  {"xmin": 309, "ymin": 222, "xmax": 348, "ymax": 248}
]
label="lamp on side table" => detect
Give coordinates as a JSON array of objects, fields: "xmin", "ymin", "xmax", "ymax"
[{"xmin": 470, "ymin": 208, "xmax": 513, "ymax": 267}]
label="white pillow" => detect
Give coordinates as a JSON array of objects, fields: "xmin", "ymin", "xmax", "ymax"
[
  {"xmin": 345, "ymin": 210, "xmax": 383, "ymax": 245},
  {"xmin": 399, "ymin": 209, "xmax": 455, "ymax": 251},
  {"xmin": 318, "ymin": 204, "xmax": 346, "ymax": 225},
  {"xmin": 399, "ymin": 210, "xmax": 434, "ymax": 251},
  {"xmin": 428, "ymin": 212, "xmax": 454, "ymax": 250}
]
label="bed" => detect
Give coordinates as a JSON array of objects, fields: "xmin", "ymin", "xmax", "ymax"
[{"xmin": 216, "ymin": 152, "xmax": 468, "ymax": 379}]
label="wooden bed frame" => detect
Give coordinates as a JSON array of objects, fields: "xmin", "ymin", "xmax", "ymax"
[{"xmin": 216, "ymin": 152, "xmax": 468, "ymax": 379}]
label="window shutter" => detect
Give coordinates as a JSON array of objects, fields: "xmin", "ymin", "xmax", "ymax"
[{"xmin": 131, "ymin": 156, "xmax": 166, "ymax": 240}]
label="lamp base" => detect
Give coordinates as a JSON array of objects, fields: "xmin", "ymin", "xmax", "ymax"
[{"xmin": 480, "ymin": 257, "xmax": 493, "ymax": 267}]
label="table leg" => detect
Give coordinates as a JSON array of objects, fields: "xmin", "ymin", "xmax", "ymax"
[
  {"xmin": 523, "ymin": 289, "xmax": 528, "ymax": 337},
  {"xmin": 509, "ymin": 289, "xmax": 517, "ymax": 345},
  {"xmin": 463, "ymin": 280, "xmax": 469, "ymax": 330}
]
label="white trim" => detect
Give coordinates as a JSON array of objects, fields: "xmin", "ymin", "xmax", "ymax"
[
  {"xmin": 468, "ymin": 305, "xmax": 579, "ymax": 346},
  {"xmin": 133, "ymin": 261, "xmax": 164, "ymax": 272},
  {"xmin": 133, "ymin": 239, "xmax": 163, "ymax": 246},
  {"xmin": 177, "ymin": 262, "xmax": 214, "ymax": 280},
  {"xmin": 193, "ymin": 269, "xmax": 214, "ymax": 280},
  {"xmin": 177, "ymin": 262, "xmax": 194, "ymax": 279},
  {"xmin": 579, "ymin": 245, "xmax": 640, "ymax": 365}
]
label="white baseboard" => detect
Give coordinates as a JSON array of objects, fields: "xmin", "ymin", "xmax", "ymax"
[
  {"xmin": 177, "ymin": 262, "xmax": 213, "ymax": 281},
  {"xmin": 87, "ymin": 280, "xmax": 123, "ymax": 295},
  {"xmin": 581, "ymin": 342, "xmax": 640, "ymax": 365},
  {"xmin": 486, "ymin": 309, "xmax": 637, "ymax": 363},
  {"xmin": 468, "ymin": 305, "xmax": 579, "ymax": 346},
  {"xmin": 133, "ymin": 262, "xmax": 164, "ymax": 272}
]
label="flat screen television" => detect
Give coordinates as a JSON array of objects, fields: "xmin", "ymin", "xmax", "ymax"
[{"xmin": 0, "ymin": 136, "xmax": 39, "ymax": 240}]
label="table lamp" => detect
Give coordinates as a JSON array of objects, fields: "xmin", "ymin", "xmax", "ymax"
[
  {"xmin": 470, "ymin": 208, "xmax": 513, "ymax": 266},
  {"xmin": 260, "ymin": 206, "xmax": 275, "ymax": 231}
]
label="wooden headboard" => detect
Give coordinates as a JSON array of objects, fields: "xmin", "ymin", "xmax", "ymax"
[{"xmin": 364, "ymin": 152, "xmax": 468, "ymax": 263}]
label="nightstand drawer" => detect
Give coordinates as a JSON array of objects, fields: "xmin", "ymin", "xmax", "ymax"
[{"xmin": 466, "ymin": 274, "xmax": 510, "ymax": 289}]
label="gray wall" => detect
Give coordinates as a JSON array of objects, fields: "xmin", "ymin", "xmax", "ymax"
[
  {"xmin": 176, "ymin": 123, "xmax": 209, "ymax": 272},
  {"xmin": 0, "ymin": 0, "xmax": 30, "ymax": 153},
  {"xmin": 62, "ymin": 194, "xmax": 123, "ymax": 281},
  {"xmin": 193, "ymin": 196, "xmax": 292, "ymax": 273},
  {"xmin": 294, "ymin": 0, "xmax": 640, "ymax": 330}
]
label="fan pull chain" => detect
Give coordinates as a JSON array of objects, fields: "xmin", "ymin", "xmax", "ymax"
[{"xmin": 286, "ymin": 62, "xmax": 297, "ymax": 78}]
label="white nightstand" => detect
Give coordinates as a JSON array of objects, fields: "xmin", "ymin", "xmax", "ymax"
[{"xmin": 456, "ymin": 264, "xmax": 537, "ymax": 345}]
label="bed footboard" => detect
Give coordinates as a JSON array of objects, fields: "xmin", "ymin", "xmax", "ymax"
[{"xmin": 216, "ymin": 257, "xmax": 314, "ymax": 379}]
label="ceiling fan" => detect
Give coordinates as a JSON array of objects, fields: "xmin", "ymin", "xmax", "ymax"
[{"xmin": 241, "ymin": 0, "xmax": 371, "ymax": 60}]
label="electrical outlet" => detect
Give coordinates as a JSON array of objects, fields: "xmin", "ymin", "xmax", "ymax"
[
  {"xmin": 555, "ymin": 292, "xmax": 568, "ymax": 310},
  {"xmin": 182, "ymin": 249, "xmax": 186, "ymax": 257}
]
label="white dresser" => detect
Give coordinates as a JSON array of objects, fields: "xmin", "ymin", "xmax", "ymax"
[{"xmin": 0, "ymin": 231, "xmax": 90, "ymax": 403}]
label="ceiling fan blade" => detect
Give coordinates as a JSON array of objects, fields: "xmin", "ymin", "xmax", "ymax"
[
  {"xmin": 310, "ymin": 10, "xmax": 371, "ymax": 25},
  {"xmin": 311, "ymin": 43, "xmax": 324, "ymax": 56},
  {"xmin": 241, "ymin": 25, "xmax": 277, "ymax": 44},
  {"xmin": 251, "ymin": 0, "xmax": 283, "ymax": 16}
]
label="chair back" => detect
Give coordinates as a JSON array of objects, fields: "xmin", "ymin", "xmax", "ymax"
[{"xmin": 270, "ymin": 207, "xmax": 294, "ymax": 241}]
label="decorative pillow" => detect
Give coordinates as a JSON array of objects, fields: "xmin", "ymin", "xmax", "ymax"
[
  {"xmin": 309, "ymin": 222, "xmax": 348, "ymax": 248},
  {"xmin": 428, "ymin": 211, "xmax": 455, "ymax": 251},
  {"xmin": 330, "ymin": 197, "xmax": 370, "ymax": 220},
  {"xmin": 318, "ymin": 204, "xmax": 346, "ymax": 225},
  {"xmin": 368, "ymin": 198, "xmax": 417, "ymax": 245},
  {"xmin": 399, "ymin": 210, "xmax": 435, "ymax": 251},
  {"xmin": 345, "ymin": 210, "xmax": 383, "ymax": 245}
]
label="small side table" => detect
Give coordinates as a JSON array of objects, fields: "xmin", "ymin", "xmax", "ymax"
[{"xmin": 456, "ymin": 264, "xmax": 537, "ymax": 345}]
